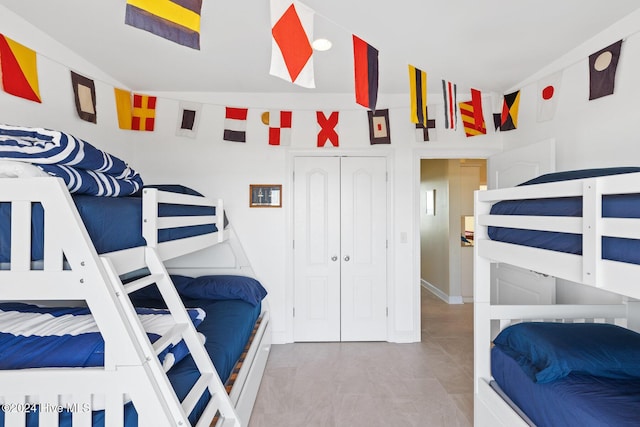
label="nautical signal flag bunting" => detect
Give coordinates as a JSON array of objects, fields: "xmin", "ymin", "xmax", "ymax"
[
  {"xmin": 442, "ymin": 80, "xmax": 457, "ymax": 130},
  {"xmin": 353, "ymin": 35, "xmax": 379, "ymax": 110},
  {"xmin": 262, "ymin": 110, "xmax": 293, "ymax": 146},
  {"xmin": 368, "ymin": 109, "xmax": 391, "ymax": 144},
  {"xmin": 224, "ymin": 107, "xmax": 248, "ymax": 143},
  {"xmin": 500, "ymin": 90, "xmax": 520, "ymax": 131},
  {"xmin": 589, "ymin": 39, "xmax": 622, "ymax": 100},
  {"xmin": 270, "ymin": 0, "xmax": 315, "ymax": 88},
  {"xmin": 0, "ymin": 34, "xmax": 41, "ymax": 103},
  {"xmin": 317, "ymin": 111, "xmax": 339, "ymax": 147},
  {"xmin": 537, "ymin": 71, "xmax": 562, "ymax": 122},
  {"xmin": 459, "ymin": 88, "xmax": 486, "ymax": 137},
  {"xmin": 408, "ymin": 65, "xmax": 428, "ymax": 127},
  {"xmin": 114, "ymin": 88, "xmax": 157, "ymax": 131},
  {"xmin": 125, "ymin": 0, "xmax": 203, "ymax": 49}
]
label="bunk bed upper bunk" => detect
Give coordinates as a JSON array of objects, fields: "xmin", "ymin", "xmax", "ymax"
[
  {"xmin": 475, "ymin": 166, "xmax": 640, "ymax": 299},
  {"xmin": 0, "ymin": 125, "xmax": 271, "ymax": 427},
  {"xmin": 0, "ymin": 124, "xmax": 229, "ymax": 272},
  {"xmin": 474, "ymin": 166, "xmax": 640, "ymax": 427}
]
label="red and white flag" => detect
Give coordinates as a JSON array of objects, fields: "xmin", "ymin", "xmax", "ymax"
[
  {"xmin": 537, "ymin": 71, "xmax": 562, "ymax": 122},
  {"xmin": 270, "ymin": 0, "xmax": 315, "ymax": 88},
  {"xmin": 442, "ymin": 80, "xmax": 457, "ymax": 130},
  {"xmin": 262, "ymin": 110, "xmax": 292, "ymax": 146},
  {"xmin": 223, "ymin": 107, "xmax": 248, "ymax": 142}
]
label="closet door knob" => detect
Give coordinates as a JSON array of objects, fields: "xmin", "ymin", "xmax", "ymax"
[
  {"xmin": 344, "ymin": 255, "xmax": 350, "ymax": 262},
  {"xmin": 331, "ymin": 256, "xmax": 338, "ymax": 261}
]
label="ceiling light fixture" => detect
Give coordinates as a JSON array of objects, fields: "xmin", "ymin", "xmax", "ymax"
[{"xmin": 312, "ymin": 38, "xmax": 332, "ymax": 51}]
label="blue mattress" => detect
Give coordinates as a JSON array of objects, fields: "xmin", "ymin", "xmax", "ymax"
[
  {"xmin": 0, "ymin": 298, "xmax": 261, "ymax": 426},
  {"xmin": 0, "ymin": 189, "xmax": 224, "ymax": 263},
  {"xmin": 491, "ymin": 346, "xmax": 640, "ymax": 427},
  {"xmin": 488, "ymin": 167, "xmax": 640, "ymax": 265}
]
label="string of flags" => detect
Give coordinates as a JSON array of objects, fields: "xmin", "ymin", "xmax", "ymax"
[{"xmin": 0, "ymin": 3, "xmax": 629, "ymax": 146}]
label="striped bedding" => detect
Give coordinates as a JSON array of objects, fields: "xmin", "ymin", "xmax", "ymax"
[
  {"xmin": 0, "ymin": 124, "xmax": 143, "ymax": 196},
  {"xmin": 0, "ymin": 302, "xmax": 205, "ymax": 371}
]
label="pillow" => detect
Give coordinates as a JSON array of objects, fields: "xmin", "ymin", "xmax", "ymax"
[
  {"xmin": 130, "ymin": 274, "xmax": 267, "ymax": 307},
  {"xmin": 0, "ymin": 160, "xmax": 48, "ymax": 178},
  {"xmin": 173, "ymin": 275, "xmax": 267, "ymax": 306},
  {"xmin": 519, "ymin": 167, "xmax": 640, "ymax": 186},
  {"xmin": 493, "ymin": 322, "xmax": 640, "ymax": 383}
]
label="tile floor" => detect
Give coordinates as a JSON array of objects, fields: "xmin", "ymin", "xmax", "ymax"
[{"xmin": 248, "ymin": 287, "xmax": 474, "ymax": 427}]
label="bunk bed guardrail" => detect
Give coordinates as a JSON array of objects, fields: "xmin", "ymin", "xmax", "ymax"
[
  {"xmin": 475, "ymin": 171, "xmax": 640, "ymax": 298},
  {"xmin": 0, "ymin": 177, "xmax": 243, "ymax": 427}
]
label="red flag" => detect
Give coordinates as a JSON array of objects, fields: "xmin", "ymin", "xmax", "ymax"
[
  {"xmin": 131, "ymin": 94, "xmax": 157, "ymax": 131},
  {"xmin": 317, "ymin": 111, "xmax": 339, "ymax": 147},
  {"xmin": 353, "ymin": 35, "xmax": 378, "ymax": 110}
]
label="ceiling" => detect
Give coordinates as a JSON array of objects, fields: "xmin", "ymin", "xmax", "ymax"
[{"xmin": 2, "ymin": 0, "xmax": 639, "ymax": 95}]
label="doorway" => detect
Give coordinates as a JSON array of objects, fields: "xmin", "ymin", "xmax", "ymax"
[{"xmin": 419, "ymin": 159, "xmax": 486, "ymax": 304}]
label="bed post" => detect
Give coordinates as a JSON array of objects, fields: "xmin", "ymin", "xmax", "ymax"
[{"xmin": 474, "ymin": 189, "xmax": 492, "ymax": 394}]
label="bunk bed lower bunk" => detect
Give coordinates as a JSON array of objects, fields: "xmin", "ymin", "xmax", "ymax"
[
  {"xmin": 0, "ymin": 175, "xmax": 271, "ymax": 427},
  {"xmin": 474, "ymin": 167, "xmax": 640, "ymax": 427}
]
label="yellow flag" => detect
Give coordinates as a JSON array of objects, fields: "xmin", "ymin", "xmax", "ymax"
[
  {"xmin": 114, "ymin": 88, "xmax": 133, "ymax": 130},
  {"xmin": 408, "ymin": 65, "xmax": 427, "ymax": 126}
]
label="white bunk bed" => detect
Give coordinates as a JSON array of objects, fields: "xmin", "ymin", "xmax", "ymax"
[
  {"xmin": 474, "ymin": 169, "xmax": 640, "ymax": 427},
  {"xmin": 0, "ymin": 176, "xmax": 271, "ymax": 427}
]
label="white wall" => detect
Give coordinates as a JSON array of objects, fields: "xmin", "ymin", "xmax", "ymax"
[
  {"xmin": 0, "ymin": 6, "xmax": 506, "ymax": 343},
  {"xmin": 502, "ymin": 9, "xmax": 640, "ymax": 167},
  {"xmin": 502, "ymin": 9, "xmax": 640, "ymax": 303}
]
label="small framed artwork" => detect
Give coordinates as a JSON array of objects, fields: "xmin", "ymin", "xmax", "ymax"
[{"xmin": 250, "ymin": 184, "xmax": 282, "ymax": 208}]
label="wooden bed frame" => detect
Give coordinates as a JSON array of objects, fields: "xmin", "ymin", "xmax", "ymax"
[
  {"xmin": 0, "ymin": 177, "xmax": 271, "ymax": 427},
  {"xmin": 473, "ymin": 171, "xmax": 640, "ymax": 426}
]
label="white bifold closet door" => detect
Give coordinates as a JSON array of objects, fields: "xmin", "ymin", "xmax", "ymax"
[{"xmin": 293, "ymin": 156, "xmax": 387, "ymax": 342}]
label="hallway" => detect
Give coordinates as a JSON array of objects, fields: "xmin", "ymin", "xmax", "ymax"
[{"xmin": 248, "ymin": 287, "xmax": 474, "ymax": 426}]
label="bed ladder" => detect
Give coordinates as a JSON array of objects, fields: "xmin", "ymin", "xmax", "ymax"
[{"xmin": 101, "ymin": 247, "xmax": 242, "ymax": 427}]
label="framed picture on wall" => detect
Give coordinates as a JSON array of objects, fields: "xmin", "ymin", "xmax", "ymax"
[{"xmin": 250, "ymin": 184, "xmax": 282, "ymax": 207}]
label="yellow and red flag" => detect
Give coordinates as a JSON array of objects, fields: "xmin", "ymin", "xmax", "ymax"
[
  {"xmin": 114, "ymin": 88, "xmax": 156, "ymax": 131},
  {"xmin": 0, "ymin": 34, "xmax": 41, "ymax": 103},
  {"xmin": 459, "ymin": 88, "xmax": 486, "ymax": 137}
]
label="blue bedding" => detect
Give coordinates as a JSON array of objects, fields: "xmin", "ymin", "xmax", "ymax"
[
  {"xmin": 0, "ymin": 190, "xmax": 224, "ymax": 263},
  {"xmin": 492, "ymin": 346, "xmax": 640, "ymax": 426},
  {"xmin": 0, "ymin": 298, "xmax": 262, "ymax": 427},
  {"xmin": 488, "ymin": 167, "xmax": 640, "ymax": 265},
  {"xmin": 0, "ymin": 303, "xmax": 204, "ymax": 371}
]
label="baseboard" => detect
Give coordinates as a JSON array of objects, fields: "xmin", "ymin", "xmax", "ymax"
[
  {"xmin": 421, "ymin": 280, "xmax": 464, "ymax": 304},
  {"xmin": 270, "ymin": 330, "xmax": 288, "ymax": 345}
]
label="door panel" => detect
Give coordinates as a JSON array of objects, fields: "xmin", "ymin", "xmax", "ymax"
[
  {"xmin": 340, "ymin": 157, "xmax": 387, "ymax": 341},
  {"xmin": 293, "ymin": 157, "xmax": 341, "ymax": 341}
]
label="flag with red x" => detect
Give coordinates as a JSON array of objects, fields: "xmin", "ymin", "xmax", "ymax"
[{"xmin": 316, "ymin": 111, "xmax": 339, "ymax": 147}]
